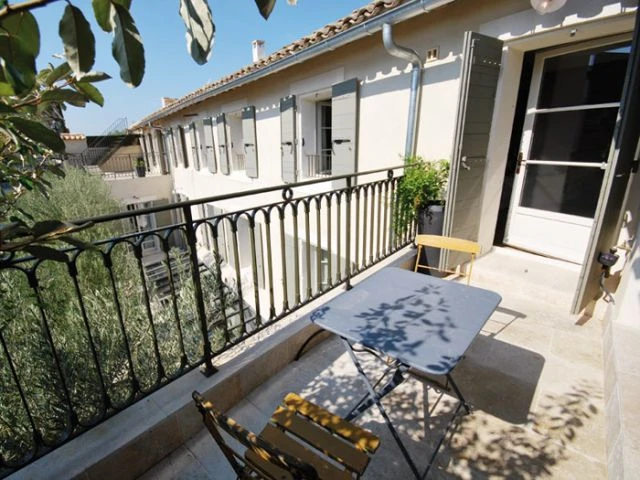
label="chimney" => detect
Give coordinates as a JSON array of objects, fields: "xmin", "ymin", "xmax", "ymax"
[
  {"xmin": 252, "ymin": 40, "xmax": 265, "ymax": 63},
  {"xmin": 161, "ymin": 97, "xmax": 176, "ymax": 107}
]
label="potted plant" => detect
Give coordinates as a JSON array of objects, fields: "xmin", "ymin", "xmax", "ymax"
[
  {"xmin": 135, "ymin": 157, "xmax": 146, "ymax": 177},
  {"xmin": 394, "ymin": 156, "xmax": 449, "ymax": 270}
]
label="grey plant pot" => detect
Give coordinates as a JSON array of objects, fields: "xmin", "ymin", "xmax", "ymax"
[{"xmin": 416, "ymin": 204, "xmax": 444, "ymax": 276}]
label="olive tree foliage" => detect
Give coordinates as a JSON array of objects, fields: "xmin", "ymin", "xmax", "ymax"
[
  {"xmin": 0, "ymin": 168, "xmax": 232, "ymax": 465},
  {"xmin": 0, "ymin": 0, "xmax": 294, "ymax": 253}
]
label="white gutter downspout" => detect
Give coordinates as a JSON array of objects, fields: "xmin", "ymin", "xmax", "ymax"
[
  {"xmin": 382, "ymin": 23, "xmax": 423, "ymax": 159},
  {"xmin": 132, "ymin": 0, "xmax": 455, "ymax": 128}
]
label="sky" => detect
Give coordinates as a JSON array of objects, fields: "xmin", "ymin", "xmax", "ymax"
[{"xmin": 34, "ymin": 0, "xmax": 369, "ymax": 135}]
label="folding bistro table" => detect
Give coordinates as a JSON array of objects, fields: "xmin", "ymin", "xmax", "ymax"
[{"xmin": 310, "ymin": 267, "xmax": 501, "ymax": 479}]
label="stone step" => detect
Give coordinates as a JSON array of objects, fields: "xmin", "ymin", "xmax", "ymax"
[{"xmin": 472, "ymin": 247, "xmax": 582, "ymax": 309}]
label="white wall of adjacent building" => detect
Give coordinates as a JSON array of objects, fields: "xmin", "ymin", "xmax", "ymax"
[{"xmin": 133, "ymin": 0, "xmax": 637, "ymax": 317}]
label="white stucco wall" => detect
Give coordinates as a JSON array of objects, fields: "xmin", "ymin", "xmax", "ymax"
[
  {"xmin": 107, "ymin": 174, "xmax": 172, "ymax": 203},
  {"xmin": 134, "ymin": 0, "xmax": 637, "ymax": 316},
  {"xmin": 64, "ymin": 138, "xmax": 88, "ymax": 154},
  {"xmin": 612, "ymin": 167, "xmax": 640, "ymax": 327},
  {"xmin": 145, "ymin": 0, "xmax": 635, "ymax": 222}
]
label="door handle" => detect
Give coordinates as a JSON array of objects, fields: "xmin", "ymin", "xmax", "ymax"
[
  {"xmin": 333, "ymin": 139, "xmax": 351, "ymax": 145},
  {"xmin": 515, "ymin": 152, "xmax": 526, "ymax": 174}
]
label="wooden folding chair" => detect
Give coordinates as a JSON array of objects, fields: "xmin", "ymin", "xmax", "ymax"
[
  {"xmin": 193, "ymin": 391, "xmax": 380, "ymax": 479},
  {"xmin": 414, "ymin": 234, "xmax": 481, "ymax": 285}
]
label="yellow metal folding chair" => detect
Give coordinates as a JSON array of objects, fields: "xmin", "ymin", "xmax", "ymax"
[
  {"xmin": 414, "ymin": 234, "xmax": 481, "ymax": 284},
  {"xmin": 193, "ymin": 391, "xmax": 380, "ymax": 479}
]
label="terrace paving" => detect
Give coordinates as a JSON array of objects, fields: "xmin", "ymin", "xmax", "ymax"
[{"xmin": 140, "ymin": 248, "xmax": 606, "ymax": 479}]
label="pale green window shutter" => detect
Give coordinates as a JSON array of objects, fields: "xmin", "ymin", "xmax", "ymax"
[
  {"xmin": 170, "ymin": 129, "xmax": 179, "ymax": 168},
  {"xmin": 177, "ymin": 126, "xmax": 189, "ymax": 168},
  {"xmin": 280, "ymin": 95, "xmax": 297, "ymax": 183},
  {"xmin": 142, "ymin": 133, "xmax": 153, "ymax": 166},
  {"xmin": 242, "ymin": 106, "xmax": 258, "ymax": 178},
  {"xmin": 156, "ymin": 131, "xmax": 168, "ymax": 174},
  {"xmin": 148, "ymin": 133, "xmax": 157, "ymax": 166},
  {"xmin": 216, "ymin": 114, "xmax": 230, "ymax": 175},
  {"xmin": 572, "ymin": 23, "xmax": 640, "ymax": 313},
  {"xmin": 171, "ymin": 127, "xmax": 183, "ymax": 167},
  {"xmin": 139, "ymin": 133, "xmax": 149, "ymax": 164},
  {"xmin": 202, "ymin": 117, "xmax": 217, "ymax": 173},
  {"xmin": 331, "ymin": 78, "xmax": 359, "ymax": 176},
  {"xmin": 163, "ymin": 130, "xmax": 175, "ymax": 169},
  {"xmin": 189, "ymin": 122, "xmax": 201, "ymax": 170},
  {"xmin": 443, "ymin": 32, "xmax": 503, "ymax": 267}
]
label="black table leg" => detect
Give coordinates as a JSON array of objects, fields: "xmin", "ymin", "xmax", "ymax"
[{"xmin": 341, "ymin": 338, "xmax": 422, "ymax": 480}]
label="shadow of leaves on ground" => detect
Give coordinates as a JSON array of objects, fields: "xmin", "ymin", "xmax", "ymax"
[{"xmin": 295, "ymin": 338, "xmax": 602, "ymax": 480}]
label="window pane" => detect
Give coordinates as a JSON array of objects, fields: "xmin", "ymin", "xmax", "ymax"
[
  {"xmin": 520, "ymin": 164, "xmax": 603, "ymax": 217},
  {"xmin": 530, "ymin": 108, "xmax": 618, "ymax": 163},
  {"xmin": 538, "ymin": 43, "xmax": 630, "ymax": 108}
]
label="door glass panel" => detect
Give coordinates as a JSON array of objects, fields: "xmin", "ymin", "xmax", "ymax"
[
  {"xmin": 538, "ymin": 43, "xmax": 630, "ymax": 108},
  {"xmin": 520, "ymin": 164, "xmax": 604, "ymax": 217},
  {"xmin": 530, "ymin": 108, "xmax": 618, "ymax": 163}
]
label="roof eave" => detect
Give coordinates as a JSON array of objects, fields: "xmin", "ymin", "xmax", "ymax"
[{"xmin": 131, "ymin": 0, "xmax": 456, "ymax": 130}]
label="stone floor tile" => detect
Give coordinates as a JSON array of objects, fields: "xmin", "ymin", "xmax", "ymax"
[
  {"xmin": 550, "ymin": 329, "xmax": 603, "ymax": 371},
  {"xmin": 138, "ymin": 446, "xmax": 213, "ymax": 480}
]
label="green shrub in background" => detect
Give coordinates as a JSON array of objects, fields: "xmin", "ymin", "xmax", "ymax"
[
  {"xmin": 394, "ymin": 157, "xmax": 449, "ymax": 236},
  {"xmin": 0, "ymin": 168, "xmax": 227, "ymax": 466}
]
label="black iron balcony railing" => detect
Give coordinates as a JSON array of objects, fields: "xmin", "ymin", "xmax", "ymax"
[
  {"xmin": 64, "ymin": 153, "xmax": 170, "ymax": 178},
  {"xmin": 305, "ymin": 152, "xmax": 332, "ymax": 178},
  {"xmin": 0, "ymin": 165, "xmax": 414, "ymax": 476}
]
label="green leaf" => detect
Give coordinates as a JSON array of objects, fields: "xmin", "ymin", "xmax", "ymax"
[
  {"xmin": 24, "ymin": 245, "xmax": 68, "ymax": 263},
  {"xmin": 58, "ymin": 235, "xmax": 94, "ymax": 250},
  {"xmin": 0, "ymin": 81, "xmax": 14, "ymax": 96},
  {"xmin": 254, "ymin": 0, "xmax": 276, "ymax": 20},
  {"xmin": 15, "ymin": 209, "xmax": 33, "ymax": 221},
  {"xmin": 0, "ymin": 103, "xmax": 15, "ymax": 114},
  {"xmin": 111, "ymin": 4, "xmax": 145, "ymax": 87},
  {"xmin": 115, "ymin": 0, "xmax": 132, "ymax": 8},
  {"xmin": 1, "ymin": 220, "xmax": 28, "ymax": 233},
  {"xmin": 92, "ymin": 0, "xmax": 113, "ymax": 32},
  {"xmin": 35, "ymin": 181, "xmax": 49, "ymax": 197},
  {"xmin": 1, "ymin": 59, "xmax": 35, "ymax": 94},
  {"xmin": 0, "ymin": 11, "xmax": 39, "ymax": 94},
  {"xmin": 48, "ymin": 164, "xmax": 66, "ymax": 178},
  {"xmin": 93, "ymin": 0, "xmax": 132, "ymax": 31},
  {"xmin": 8, "ymin": 116, "xmax": 65, "ymax": 152},
  {"xmin": 31, "ymin": 220, "xmax": 71, "ymax": 238},
  {"xmin": 37, "ymin": 65, "xmax": 52, "ymax": 82},
  {"xmin": 179, "ymin": 0, "xmax": 215, "ymax": 66},
  {"xmin": 45, "ymin": 62, "xmax": 71, "ymax": 86},
  {"xmin": 74, "ymin": 81, "xmax": 104, "ymax": 106},
  {"xmin": 76, "ymin": 70, "xmax": 111, "ymax": 82},
  {"xmin": 59, "ymin": 4, "xmax": 96, "ymax": 75},
  {"xmin": 0, "ymin": 11, "xmax": 40, "ymax": 57},
  {"xmin": 41, "ymin": 88, "xmax": 88, "ymax": 107},
  {"xmin": 18, "ymin": 177, "xmax": 33, "ymax": 190}
]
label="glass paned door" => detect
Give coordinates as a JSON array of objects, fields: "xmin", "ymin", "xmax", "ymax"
[{"xmin": 504, "ymin": 39, "xmax": 631, "ymax": 263}]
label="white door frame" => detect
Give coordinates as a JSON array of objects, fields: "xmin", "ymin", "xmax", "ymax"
[{"xmin": 504, "ymin": 34, "xmax": 632, "ymax": 263}]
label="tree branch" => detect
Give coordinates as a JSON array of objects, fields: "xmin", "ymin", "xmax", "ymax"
[{"xmin": 0, "ymin": 0, "xmax": 63, "ymax": 19}]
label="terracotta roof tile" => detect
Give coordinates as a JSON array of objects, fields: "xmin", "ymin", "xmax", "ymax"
[
  {"xmin": 60, "ymin": 133, "xmax": 86, "ymax": 140},
  {"xmin": 133, "ymin": 0, "xmax": 407, "ymax": 127}
]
